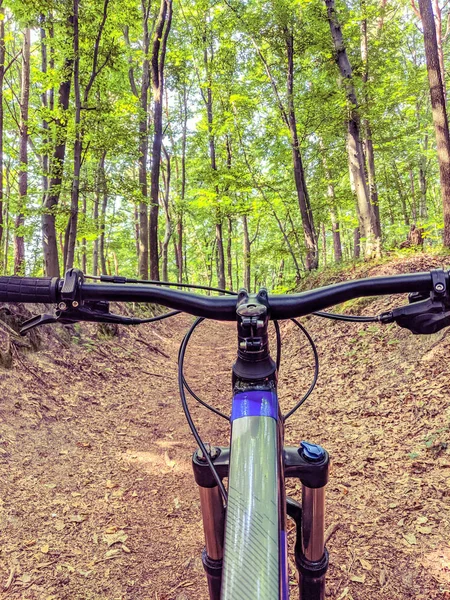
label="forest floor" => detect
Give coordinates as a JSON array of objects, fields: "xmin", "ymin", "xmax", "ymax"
[{"xmin": 1, "ymin": 253, "xmax": 450, "ymax": 600}]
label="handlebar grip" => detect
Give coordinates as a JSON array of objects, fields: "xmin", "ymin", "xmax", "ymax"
[{"xmin": 0, "ymin": 276, "xmax": 59, "ymax": 303}]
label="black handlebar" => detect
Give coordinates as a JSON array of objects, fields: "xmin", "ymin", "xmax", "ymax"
[{"xmin": 0, "ymin": 270, "xmax": 441, "ymax": 320}]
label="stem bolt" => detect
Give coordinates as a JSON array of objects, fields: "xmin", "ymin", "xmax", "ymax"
[
  {"xmin": 435, "ymin": 283, "xmax": 445, "ymax": 292},
  {"xmin": 72, "ymin": 301, "xmax": 79, "ymax": 308},
  {"xmin": 58, "ymin": 302, "xmax": 67, "ymax": 310}
]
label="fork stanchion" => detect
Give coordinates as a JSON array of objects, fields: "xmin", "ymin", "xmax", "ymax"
[
  {"xmin": 192, "ymin": 446, "xmax": 229, "ymax": 600},
  {"xmin": 284, "ymin": 442, "xmax": 330, "ymax": 600}
]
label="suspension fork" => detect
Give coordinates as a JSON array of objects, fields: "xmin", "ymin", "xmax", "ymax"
[
  {"xmin": 285, "ymin": 444, "xmax": 330, "ymax": 600},
  {"xmin": 192, "ymin": 447, "xmax": 230, "ymax": 600},
  {"xmin": 192, "ymin": 443, "xmax": 329, "ymax": 600}
]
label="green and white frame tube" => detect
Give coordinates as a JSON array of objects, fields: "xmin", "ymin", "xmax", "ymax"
[{"xmin": 221, "ymin": 389, "xmax": 289, "ymax": 600}]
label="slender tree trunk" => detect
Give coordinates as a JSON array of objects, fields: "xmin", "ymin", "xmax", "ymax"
[
  {"xmin": 320, "ymin": 140, "xmax": 343, "ymax": 262},
  {"xmin": 93, "ymin": 151, "xmax": 106, "ymax": 275},
  {"xmin": 360, "ymin": 12, "xmax": 382, "ymax": 239},
  {"xmin": 149, "ymin": 0, "xmax": 173, "ymax": 280},
  {"xmin": 139, "ymin": 18, "xmax": 150, "ymax": 280},
  {"xmin": 418, "ymin": 0, "xmax": 450, "ymax": 244},
  {"xmin": 99, "ymin": 172, "xmax": 108, "ymax": 275},
  {"xmin": 277, "ymin": 259, "xmax": 284, "ymax": 288},
  {"xmin": 203, "ymin": 42, "xmax": 225, "ymax": 290},
  {"xmin": 42, "ymin": 14, "xmax": 74, "ymax": 277},
  {"xmin": 353, "ymin": 227, "xmax": 361, "ymax": 259},
  {"xmin": 81, "ymin": 193, "xmax": 87, "ymax": 272},
  {"xmin": 176, "ymin": 85, "xmax": 187, "ymax": 284},
  {"xmin": 0, "ymin": 2, "xmax": 5, "ymax": 270},
  {"xmin": 40, "ymin": 16, "xmax": 49, "ymax": 194},
  {"xmin": 161, "ymin": 146, "xmax": 172, "ymax": 282},
  {"xmin": 432, "ymin": 0, "xmax": 447, "ymax": 102},
  {"xmin": 66, "ymin": 0, "xmax": 110, "ymax": 270},
  {"xmin": 125, "ymin": 5, "xmax": 150, "ymax": 279},
  {"xmin": 393, "ymin": 163, "xmax": 410, "ymax": 226},
  {"xmin": 409, "ymin": 167, "xmax": 418, "ymax": 222},
  {"xmin": 65, "ymin": 0, "xmax": 81, "ymax": 271},
  {"xmin": 419, "ymin": 134, "xmax": 428, "ymax": 218},
  {"xmin": 331, "ymin": 208, "xmax": 342, "ymax": 262},
  {"xmin": 227, "ymin": 217, "xmax": 233, "ymax": 290},
  {"xmin": 215, "ymin": 220, "xmax": 226, "ymax": 289},
  {"xmin": 325, "ymin": 0, "xmax": 380, "ymax": 258},
  {"xmin": 285, "ymin": 28, "xmax": 318, "ymax": 270},
  {"xmin": 243, "ymin": 214, "xmax": 251, "ymax": 291},
  {"xmin": 15, "ymin": 28, "xmax": 30, "ymax": 275},
  {"xmin": 321, "ymin": 223, "xmax": 327, "ymax": 266},
  {"xmin": 3, "ymin": 163, "xmax": 11, "ymax": 272}
]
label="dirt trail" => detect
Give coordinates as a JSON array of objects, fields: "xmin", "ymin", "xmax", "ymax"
[{"xmin": 1, "ymin": 255, "xmax": 450, "ymax": 599}]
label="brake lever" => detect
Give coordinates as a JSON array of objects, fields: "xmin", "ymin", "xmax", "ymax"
[
  {"xmin": 20, "ymin": 301, "xmax": 142, "ymax": 335},
  {"xmin": 380, "ymin": 268, "xmax": 450, "ymax": 335}
]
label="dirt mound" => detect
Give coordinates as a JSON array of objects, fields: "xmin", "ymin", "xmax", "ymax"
[{"xmin": 0, "ymin": 255, "xmax": 449, "ymax": 599}]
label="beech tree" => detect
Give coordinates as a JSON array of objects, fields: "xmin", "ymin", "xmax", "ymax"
[{"xmin": 417, "ymin": 0, "xmax": 450, "ymax": 245}]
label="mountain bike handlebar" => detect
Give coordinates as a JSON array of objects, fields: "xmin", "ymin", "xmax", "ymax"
[{"xmin": 0, "ymin": 269, "xmax": 444, "ymax": 320}]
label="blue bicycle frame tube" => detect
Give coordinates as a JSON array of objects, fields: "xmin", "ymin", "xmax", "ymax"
[{"xmin": 221, "ymin": 390, "xmax": 289, "ymax": 600}]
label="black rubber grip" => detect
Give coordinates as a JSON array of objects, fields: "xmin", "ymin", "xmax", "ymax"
[{"xmin": 0, "ymin": 276, "xmax": 59, "ymax": 303}]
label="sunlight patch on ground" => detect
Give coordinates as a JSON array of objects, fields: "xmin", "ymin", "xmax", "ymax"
[
  {"xmin": 422, "ymin": 547, "xmax": 450, "ymax": 589},
  {"xmin": 121, "ymin": 448, "xmax": 191, "ymax": 475}
]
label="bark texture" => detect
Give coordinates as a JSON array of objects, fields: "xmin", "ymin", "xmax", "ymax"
[
  {"xmin": 15, "ymin": 28, "xmax": 30, "ymax": 275},
  {"xmin": 42, "ymin": 14, "xmax": 74, "ymax": 277},
  {"xmin": 149, "ymin": 0, "xmax": 173, "ymax": 280},
  {"xmin": 418, "ymin": 0, "xmax": 450, "ymax": 245}
]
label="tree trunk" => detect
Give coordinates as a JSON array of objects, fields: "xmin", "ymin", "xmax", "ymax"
[
  {"xmin": 285, "ymin": 28, "xmax": 318, "ymax": 270},
  {"xmin": 409, "ymin": 167, "xmax": 418, "ymax": 222},
  {"xmin": 93, "ymin": 151, "xmax": 106, "ymax": 275},
  {"xmin": 176, "ymin": 217, "xmax": 183, "ymax": 283},
  {"xmin": 325, "ymin": 0, "xmax": 380, "ymax": 258},
  {"xmin": 331, "ymin": 208, "xmax": 342, "ymax": 262},
  {"xmin": 176, "ymin": 84, "xmax": 188, "ymax": 284},
  {"xmin": 277, "ymin": 258, "xmax": 284, "ymax": 288},
  {"xmin": 353, "ymin": 226, "xmax": 361, "ymax": 259},
  {"xmin": 0, "ymin": 2, "xmax": 5, "ymax": 270},
  {"xmin": 320, "ymin": 140, "xmax": 343, "ymax": 262},
  {"xmin": 202, "ymin": 41, "xmax": 225, "ymax": 290},
  {"xmin": 42, "ymin": 13, "xmax": 74, "ymax": 277},
  {"xmin": 149, "ymin": 0, "xmax": 173, "ymax": 280},
  {"xmin": 419, "ymin": 135, "xmax": 428, "ymax": 218},
  {"xmin": 40, "ymin": 16, "xmax": 49, "ymax": 194},
  {"xmin": 15, "ymin": 28, "xmax": 30, "ymax": 275},
  {"xmin": 418, "ymin": 0, "xmax": 450, "ymax": 244},
  {"xmin": 125, "ymin": 5, "xmax": 150, "ymax": 279},
  {"xmin": 215, "ymin": 221, "xmax": 226, "ymax": 289},
  {"xmin": 227, "ymin": 217, "xmax": 233, "ymax": 290},
  {"xmin": 66, "ymin": 0, "xmax": 110, "ymax": 270},
  {"xmin": 81, "ymin": 192, "xmax": 87, "ymax": 273},
  {"xmin": 243, "ymin": 214, "xmax": 251, "ymax": 291},
  {"xmin": 321, "ymin": 222, "xmax": 327, "ymax": 267},
  {"xmin": 99, "ymin": 172, "xmax": 108, "ymax": 275},
  {"xmin": 360, "ymin": 13, "xmax": 382, "ymax": 240},
  {"xmin": 161, "ymin": 145, "xmax": 172, "ymax": 282},
  {"xmin": 432, "ymin": 0, "xmax": 447, "ymax": 102},
  {"xmin": 65, "ymin": 0, "xmax": 81, "ymax": 271},
  {"xmin": 393, "ymin": 163, "xmax": 410, "ymax": 226}
]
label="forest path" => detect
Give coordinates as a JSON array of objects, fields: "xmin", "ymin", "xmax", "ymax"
[{"xmin": 1, "ymin": 256, "xmax": 450, "ymax": 600}]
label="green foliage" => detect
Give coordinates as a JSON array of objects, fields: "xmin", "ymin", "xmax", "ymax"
[{"xmin": 0, "ymin": 0, "xmax": 448, "ymax": 289}]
